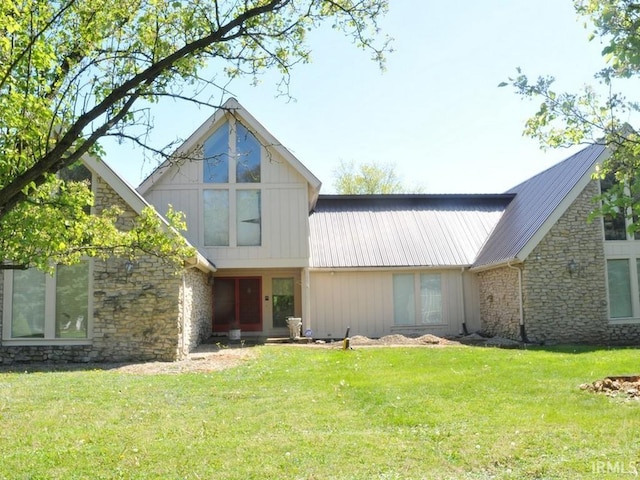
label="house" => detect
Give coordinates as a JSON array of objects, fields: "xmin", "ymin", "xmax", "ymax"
[{"xmin": 1, "ymin": 98, "xmax": 639, "ymax": 364}]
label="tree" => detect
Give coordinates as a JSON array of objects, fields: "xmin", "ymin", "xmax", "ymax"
[
  {"xmin": 501, "ymin": 0, "xmax": 640, "ymax": 231},
  {"xmin": 0, "ymin": 0, "xmax": 390, "ymax": 270},
  {"xmin": 333, "ymin": 160, "xmax": 412, "ymax": 194}
]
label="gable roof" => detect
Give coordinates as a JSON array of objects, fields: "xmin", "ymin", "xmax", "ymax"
[
  {"xmin": 137, "ymin": 98, "xmax": 322, "ymax": 210},
  {"xmin": 82, "ymin": 155, "xmax": 216, "ymax": 274},
  {"xmin": 472, "ymin": 143, "xmax": 609, "ymax": 269},
  {"xmin": 309, "ymin": 194, "xmax": 512, "ymax": 269}
]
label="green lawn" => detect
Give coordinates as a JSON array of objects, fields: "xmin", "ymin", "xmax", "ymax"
[{"xmin": 0, "ymin": 345, "xmax": 638, "ymax": 479}]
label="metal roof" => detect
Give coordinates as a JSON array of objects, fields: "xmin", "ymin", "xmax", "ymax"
[
  {"xmin": 472, "ymin": 143, "xmax": 607, "ymax": 268},
  {"xmin": 309, "ymin": 195, "xmax": 511, "ymax": 268}
]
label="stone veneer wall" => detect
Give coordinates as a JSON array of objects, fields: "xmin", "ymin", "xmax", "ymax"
[
  {"xmin": 478, "ymin": 180, "xmax": 640, "ymax": 345},
  {"xmin": 521, "ymin": 180, "xmax": 609, "ymax": 344},
  {"xmin": 179, "ymin": 268, "xmax": 213, "ymax": 355},
  {"xmin": 477, "ymin": 266, "xmax": 522, "ymax": 340},
  {"xmin": 0, "ymin": 177, "xmax": 212, "ymax": 363}
]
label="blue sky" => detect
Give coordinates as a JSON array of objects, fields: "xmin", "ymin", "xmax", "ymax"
[{"xmin": 103, "ymin": 0, "xmax": 612, "ymax": 194}]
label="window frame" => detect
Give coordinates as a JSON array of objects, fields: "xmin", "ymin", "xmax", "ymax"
[
  {"xmin": 605, "ymin": 255, "xmax": 640, "ymax": 324},
  {"xmin": 392, "ymin": 272, "xmax": 445, "ymax": 327},
  {"xmin": 600, "ymin": 176, "xmax": 640, "ymax": 323},
  {"xmin": 2, "ymin": 262, "xmax": 94, "ymax": 345},
  {"xmin": 201, "ymin": 117, "xmax": 263, "ymax": 248}
]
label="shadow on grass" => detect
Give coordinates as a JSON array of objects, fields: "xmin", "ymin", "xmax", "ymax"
[{"xmin": 520, "ymin": 343, "xmax": 640, "ymax": 355}]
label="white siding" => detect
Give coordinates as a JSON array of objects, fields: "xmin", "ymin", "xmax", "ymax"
[
  {"xmin": 142, "ymin": 132, "xmax": 312, "ymax": 268},
  {"xmin": 309, "ymin": 269, "xmax": 479, "ymax": 339}
]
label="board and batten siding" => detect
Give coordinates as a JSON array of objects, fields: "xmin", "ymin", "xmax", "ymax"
[
  {"xmin": 309, "ymin": 270, "xmax": 480, "ymax": 339},
  {"xmin": 142, "ymin": 136, "xmax": 312, "ymax": 269}
]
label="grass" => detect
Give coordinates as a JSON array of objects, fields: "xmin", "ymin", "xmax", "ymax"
[{"xmin": 0, "ymin": 345, "xmax": 639, "ymax": 479}]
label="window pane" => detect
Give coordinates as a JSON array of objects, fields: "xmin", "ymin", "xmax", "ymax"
[
  {"xmin": 237, "ymin": 190, "xmax": 261, "ymax": 246},
  {"xmin": 600, "ymin": 175, "xmax": 628, "ymax": 240},
  {"xmin": 203, "ymin": 123, "xmax": 229, "ymax": 183},
  {"xmin": 603, "ymin": 213, "xmax": 627, "ymax": 240},
  {"xmin": 420, "ymin": 274, "xmax": 442, "ymax": 324},
  {"xmin": 393, "ymin": 274, "xmax": 415, "ymax": 325},
  {"xmin": 607, "ymin": 259, "xmax": 633, "ymax": 318},
  {"xmin": 272, "ymin": 278, "xmax": 295, "ymax": 328},
  {"xmin": 56, "ymin": 263, "xmax": 89, "ymax": 338},
  {"xmin": 203, "ymin": 190, "xmax": 229, "ymax": 246},
  {"xmin": 12, "ymin": 269, "xmax": 46, "ymax": 338},
  {"xmin": 236, "ymin": 122, "xmax": 261, "ymax": 183}
]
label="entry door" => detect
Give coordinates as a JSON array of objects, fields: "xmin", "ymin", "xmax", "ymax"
[{"xmin": 213, "ymin": 277, "xmax": 262, "ymax": 332}]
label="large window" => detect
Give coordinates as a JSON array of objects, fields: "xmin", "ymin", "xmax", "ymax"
[
  {"xmin": 203, "ymin": 190, "xmax": 229, "ymax": 246},
  {"xmin": 601, "ymin": 174, "xmax": 640, "ymax": 241},
  {"xmin": 236, "ymin": 122, "xmax": 261, "ymax": 183},
  {"xmin": 393, "ymin": 273, "xmax": 443, "ymax": 326},
  {"xmin": 4, "ymin": 262, "xmax": 90, "ymax": 341},
  {"xmin": 237, "ymin": 190, "xmax": 261, "ymax": 246},
  {"xmin": 202, "ymin": 119, "xmax": 262, "ymax": 247},
  {"xmin": 203, "ymin": 125, "xmax": 230, "ymax": 183},
  {"xmin": 601, "ymin": 175, "xmax": 640, "ymax": 321},
  {"xmin": 606, "ymin": 258, "xmax": 640, "ymax": 320}
]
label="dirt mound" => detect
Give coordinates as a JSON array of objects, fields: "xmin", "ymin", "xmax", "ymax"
[
  {"xmin": 580, "ymin": 376, "xmax": 640, "ymax": 399},
  {"xmin": 349, "ymin": 334, "xmax": 454, "ymax": 346}
]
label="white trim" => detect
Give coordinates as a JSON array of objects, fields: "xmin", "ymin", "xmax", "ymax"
[
  {"xmin": 310, "ymin": 265, "xmax": 471, "ymax": 273},
  {"xmin": 609, "ymin": 318, "xmax": 640, "ymax": 325},
  {"xmin": 82, "ymin": 155, "xmax": 216, "ymax": 274},
  {"xmin": 137, "ymin": 98, "xmax": 322, "ymax": 210},
  {"xmin": 469, "ymin": 259, "xmax": 522, "ymax": 273},
  {"xmin": 518, "ymin": 148, "xmax": 612, "ymax": 262}
]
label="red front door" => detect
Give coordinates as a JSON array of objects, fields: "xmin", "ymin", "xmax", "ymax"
[{"xmin": 213, "ymin": 277, "xmax": 262, "ymax": 332}]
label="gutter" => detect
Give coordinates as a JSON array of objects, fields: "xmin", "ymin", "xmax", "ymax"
[
  {"xmin": 507, "ymin": 261, "xmax": 528, "ymax": 343},
  {"xmin": 185, "ymin": 252, "xmax": 217, "ymax": 274}
]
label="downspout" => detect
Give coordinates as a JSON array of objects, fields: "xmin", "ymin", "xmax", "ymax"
[
  {"xmin": 507, "ymin": 261, "xmax": 528, "ymax": 343},
  {"xmin": 302, "ymin": 267, "xmax": 311, "ymax": 337}
]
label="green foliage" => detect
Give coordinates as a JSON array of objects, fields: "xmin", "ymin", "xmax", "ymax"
[
  {"xmin": 333, "ymin": 159, "xmax": 420, "ymax": 194},
  {"xmin": 0, "ymin": 0, "xmax": 390, "ymax": 269},
  {"xmin": 502, "ymin": 0, "xmax": 640, "ymax": 230},
  {"xmin": 0, "ymin": 346, "xmax": 639, "ymax": 478}
]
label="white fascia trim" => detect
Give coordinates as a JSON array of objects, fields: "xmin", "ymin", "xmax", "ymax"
[
  {"xmin": 517, "ymin": 147, "xmax": 612, "ymax": 262},
  {"xmin": 136, "ymin": 98, "xmax": 322, "ymax": 209},
  {"xmin": 309, "ymin": 265, "xmax": 472, "ymax": 273},
  {"xmin": 469, "ymin": 258, "xmax": 523, "ymax": 273}
]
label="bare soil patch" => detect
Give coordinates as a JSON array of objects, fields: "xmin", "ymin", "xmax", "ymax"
[{"xmin": 0, "ymin": 333, "xmax": 520, "ymax": 375}]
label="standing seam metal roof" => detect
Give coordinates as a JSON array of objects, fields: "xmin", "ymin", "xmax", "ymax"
[
  {"xmin": 309, "ymin": 195, "xmax": 512, "ymax": 268},
  {"xmin": 472, "ymin": 143, "xmax": 606, "ymax": 268}
]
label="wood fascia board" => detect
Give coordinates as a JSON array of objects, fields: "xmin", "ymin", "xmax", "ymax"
[{"xmin": 516, "ymin": 147, "xmax": 611, "ymax": 262}]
